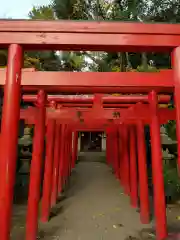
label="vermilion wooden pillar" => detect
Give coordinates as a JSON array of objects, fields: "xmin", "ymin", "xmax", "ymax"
[
  {"xmin": 75, "ymin": 132, "xmax": 79, "ymax": 164},
  {"xmin": 173, "ymin": 47, "xmax": 180, "ymax": 173},
  {"xmin": 66, "ymin": 128, "xmax": 70, "ymax": 175},
  {"xmin": 117, "ymin": 128, "xmax": 122, "ymax": 180},
  {"xmin": 110, "ymin": 129, "xmax": 114, "ymax": 167},
  {"xmin": 0, "ymin": 44, "xmax": 22, "ymax": 240},
  {"xmin": 41, "ymin": 118, "xmax": 56, "ymax": 222},
  {"xmin": 137, "ymin": 121, "xmax": 150, "ymax": 224},
  {"xmin": 63, "ymin": 126, "xmax": 69, "ymax": 184},
  {"xmin": 114, "ymin": 128, "xmax": 120, "ymax": 179},
  {"xmin": 119, "ymin": 125, "xmax": 124, "ymax": 183},
  {"xmin": 129, "ymin": 125, "xmax": 138, "ymax": 208},
  {"xmin": 51, "ymin": 122, "xmax": 61, "ymax": 206},
  {"xmin": 106, "ymin": 130, "xmax": 110, "ymax": 165},
  {"xmin": 26, "ymin": 90, "xmax": 46, "ymax": 240},
  {"xmin": 106, "ymin": 128, "xmax": 113, "ymax": 166},
  {"xmin": 72, "ymin": 131, "xmax": 78, "ymax": 168},
  {"xmin": 66, "ymin": 128, "xmax": 72, "ymax": 179},
  {"xmin": 58, "ymin": 124, "xmax": 65, "ymax": 194},
  {"xmin": 69, "ymin": 131, "xmax": 73, "ymax": 174},
  {"xmin": 68, "ymin": 129, "xmax": 73, "ymax": 177},
  {"xmin": 75, "ymin": 132, "xmax": 79, "ymax": 163},
  {"xmin": 57, "ymin": 124, "xmax": 63, "ymax": 200},
  {"xmin": 149, "ymin": 91, "xmax": 167, "ymax": 240},
  {"xmin": 62, "ymin": 126, "xmax": 67, "ymax": 183},
  {"xmin": 62, "ymin": 125, "xmax": 68, "ymax": 186},
  {"xmin": 122, "ymin": 125, "xmax": 130, "ymax": 195},
  {"xmin": 110, "ymin": 127, "xmax": 117, "ymax": 174}
]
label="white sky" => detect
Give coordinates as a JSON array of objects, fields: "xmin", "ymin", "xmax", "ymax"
[{"xmin": 0, "ymin": 0, "xmax": 51, "ymax": 19}]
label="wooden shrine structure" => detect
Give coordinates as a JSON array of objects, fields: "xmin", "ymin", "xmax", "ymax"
[{"xmin": 0, "ymin": 20, "xmax": 180, "ymax": 240}]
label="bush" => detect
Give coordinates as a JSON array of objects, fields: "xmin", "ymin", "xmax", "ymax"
[{"xmin": 163, "ymin": 164, "xmax": 180, "ymax": 203}]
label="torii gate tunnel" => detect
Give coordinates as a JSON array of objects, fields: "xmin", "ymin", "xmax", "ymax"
[{"xmin": 0, "ymin": 20, "xmax": 180, "ymax": 240}]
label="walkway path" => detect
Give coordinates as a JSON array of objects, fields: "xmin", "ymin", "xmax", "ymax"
[
  {"xmin": 38, "ymin": 155, "xmax": 152, "ymax": 240},
  {"xmin": 11, "ymin": 153, "xmax": 180, "ymax": 239}
]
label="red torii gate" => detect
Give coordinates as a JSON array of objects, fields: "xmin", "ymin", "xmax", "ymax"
[
  {"xmin": 22, "ymin": 94, "xmax": 171, "ymax": 104},
  {"xmin": 20, "ymin": 103, "xmax": 175, "ymax": 125},
  {"xmin": 20, "ymin": 91, "xmax": 173, "ymax": 128},
  {"xmin": 20, "ymin": 94, "xmax": 175, "ymax": 229},
  {"xmin": 0, "ymin": 20, "xmax": 180, "ymax": 240},
  {"xmin": 0, "ymin": 68, "xmax": 174, "ymax": 93},
  {"xmin": 22, "ymin": 93, "xmax": 171, "ymax": 110},
  {"xmin": 19, "ymin": 93, "xmax": 176, "ymax": 239}
]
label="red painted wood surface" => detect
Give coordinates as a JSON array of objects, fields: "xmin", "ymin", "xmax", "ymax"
[
  {"xmin": 20, "ymin": 105, "xmax": 175, "ymax": 123},
  {"xmin": 0, "ymin": 19, "xmax": 179, "ymax": 240},
  {"xmin": 0, "ymin": 20, "xmax": 180, "ymax": 51},
  {"xmin": 0, "ymin": 70, "xmax": 174, "ymax": 93},
  {"xmin": 149, "ymin": 91, "xmax": 167, "ymax": 239},
  {"xmin": 0, "ymin": 44, "xmax": 23, "ymax": 240},
  {"xmin": 23, "ymin": 94, "xmax": 171, "ymax": 104}
]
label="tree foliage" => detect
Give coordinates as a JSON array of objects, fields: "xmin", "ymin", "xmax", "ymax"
[
  {"xmin": 28, "ymin": 5, "xmax": 55, "ymax": 20},
  {"xmin": 50, "ymin": 0, "xmax": 172, "ymax": 72},
  {"xmin": 50, "ymin": 0, "xmax": 178, "ymax": 141}
]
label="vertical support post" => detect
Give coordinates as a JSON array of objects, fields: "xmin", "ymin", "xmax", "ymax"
[
  {"xmin": 119, "ymin": 125, "xmax": 124, "ymax": 184},
  {"xmin": 106, "ymin": 130, "xmax": 110, "ymax": 165},
  {"xmin": 41, "ymin": 118, "xmax": 55, "ymax": 222},
  {"xmin": 0, "ymin": 44, "xmax": 22, "ymax": 240},
  {"xmin": 26, "ymin": 90, "xmax": 46, "ymax": 240},
  {"xmin": 51, "ymin": 122, "xmax": 61, "ymax": 206},
  {"xmin": 57, "ymin": 123, "xmax": 62, "ymax": 198},
  {"xmin": 129, "ymin": 125, "xmax": 138, "ymax": 209},
  {"xmin": 112, "ymin": 127, "xmax": 119, "ymax": 179},
  {"xmin": 172, "ymin": 48, "xmax": 180, "ymax": 173},
  {"xmin": 63, "ymin": 126, "xmax": 69, "ymax": 184},
  {"xmin": 62, "ymin": 126, "xmax": 67, "ymax": 184},
  {"xmin": 110, "ymin": 128, "xmax": 115, "ymax": 170},
  {"xmin": 65, "ymin": 128, "xmax": 72, "ymax": 179},
  {"xmin": 149, "ymin": 91, "xmax": 167, "ymax": 240},
  {"xmin": 75, "ymin": 131, "xmax": 79, "ymax": 164},
  {"xmin": 106, "ymin": 128, "xmax": 112, "ymax": 166},
  {"xmin": 58, "ymin": 124, "xmax": 65, "ymax": 194},
  {"xmin": 122, "ymin": 125, "xmax": 130, "ymax": 195},
  {"xmin": 115, "ymin": 128, "xmax": 120, "ymax": 179},
  {"xmin": 68, "ymin": 130, "xmax": 73, "ymax": 176},
  {"xmin": 137, "ymin": 120, "xmax": 150, "ymax": 224},
  {"xmin": 72, "ymin": 131, "xmax": 78, "ymax": 169},
  {"xmin": 110, "ymin": 128, "xmax": 114, "ymax": 167}
]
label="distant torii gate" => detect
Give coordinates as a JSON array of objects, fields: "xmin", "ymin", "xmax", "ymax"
[
  {"xmin": 0, "ymin": 20, "xmax": 180, "ymax": 240},
  {"xmin": 19, "ymin": 93, "xmax": 175, "ymax": 240},
  {"xmin": 19, "ymin": 94, "xmax": 175, "ymax": 228}
]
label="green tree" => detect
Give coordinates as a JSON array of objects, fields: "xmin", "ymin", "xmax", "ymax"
[
  {"xmin": 28, "ymin": 5, "xmax": 55, "ymax": 20},
  {"xmin": 27, "ymin": 5, "xmax": 61, "ymax": 71},
  {"xmin": 28, "ymin": 3, "xmax": 87, "ymax": 71}
]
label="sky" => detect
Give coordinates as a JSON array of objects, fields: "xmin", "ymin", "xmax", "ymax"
[{"xmin": 0, "ymin": 0, "xmax": 51, "ymax": 19}]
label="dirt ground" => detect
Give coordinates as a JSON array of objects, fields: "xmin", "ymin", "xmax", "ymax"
[{"xmin": 11, "ymin": 152, "xmax": 180, "ymax": 240}]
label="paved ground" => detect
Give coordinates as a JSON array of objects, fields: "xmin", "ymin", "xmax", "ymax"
[
  {"xmin": 11, "ymin": 152, "xmax": 180, "ymax": 240},
  {"xmin": 37, "ymin": 153, "xmax": 153, "ymax": 240}
]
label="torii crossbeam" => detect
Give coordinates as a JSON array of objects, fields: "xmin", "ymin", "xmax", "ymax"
[
  {"xmin": 0, "ymin": 70, "xmax": 174, "ymax": 93},
  {"xmin": 0, "ymin": 20, "xmax": 180, "ymax": 51}
]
